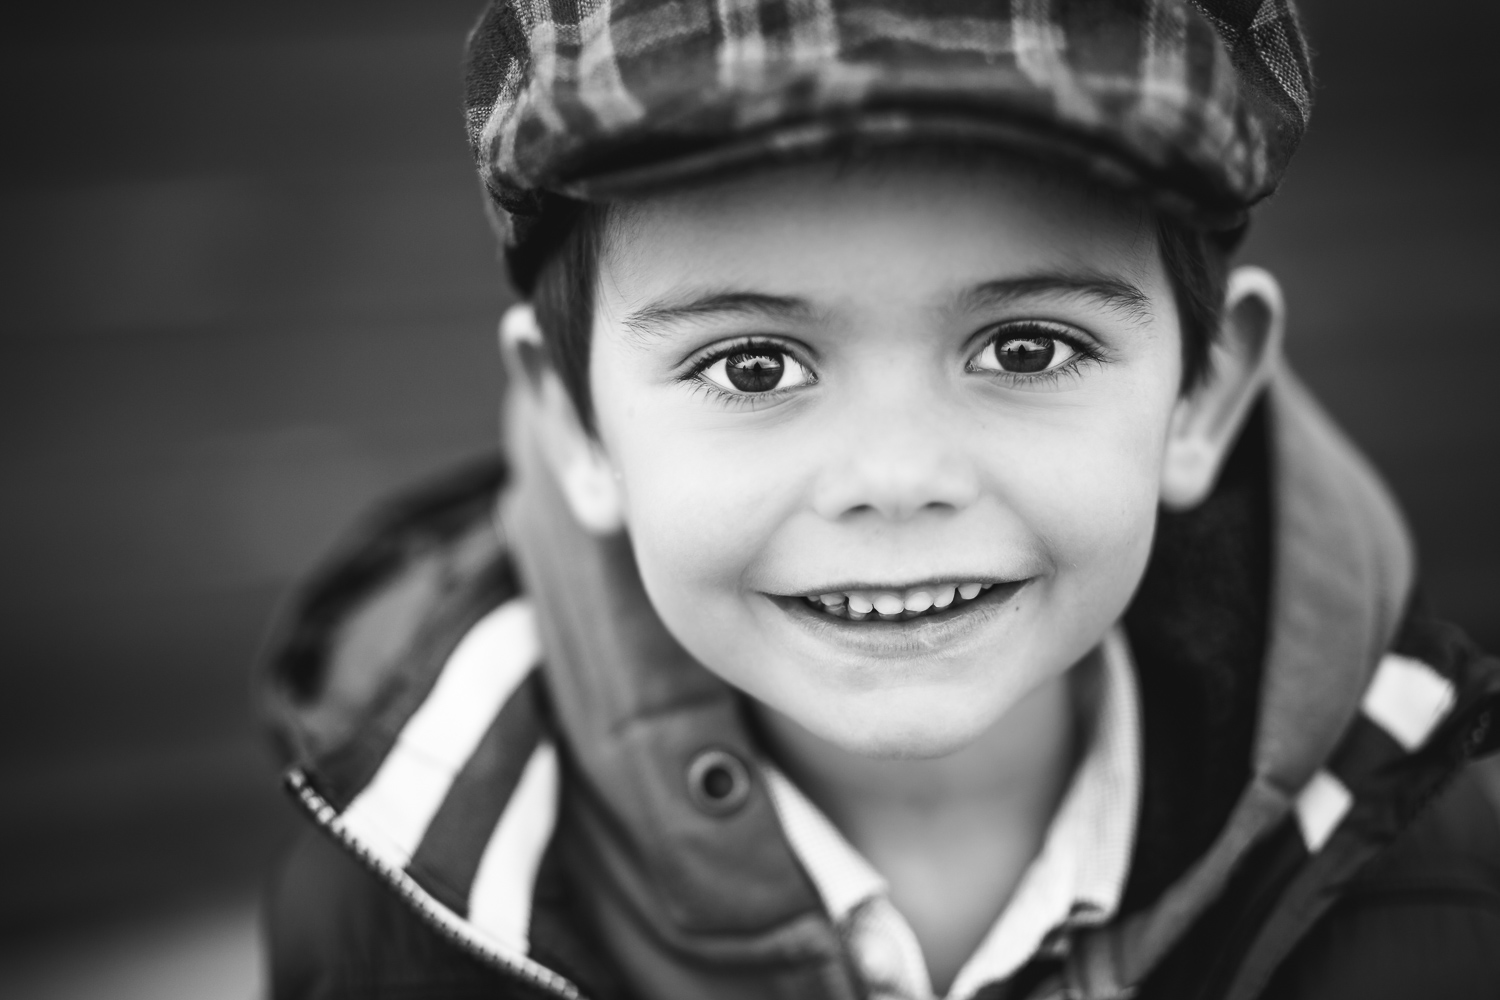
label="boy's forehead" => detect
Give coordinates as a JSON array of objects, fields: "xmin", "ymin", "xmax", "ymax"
[{"xmin": 598, "ymin": 153, "xmax": 1161, "ymax": 307}]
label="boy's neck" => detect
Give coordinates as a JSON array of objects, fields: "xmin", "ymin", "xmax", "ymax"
[{"xmin": 754, "ymin": 652, "xmax": 1093, "ymax": 993}]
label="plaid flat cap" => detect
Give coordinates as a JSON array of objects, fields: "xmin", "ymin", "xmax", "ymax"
[{"xmin": 464, "ymin": 0, "xmax": 1314, "ymax": 290}]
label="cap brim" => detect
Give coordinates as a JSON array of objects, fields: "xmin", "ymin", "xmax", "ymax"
[{"xmin": 553, "ymin": 108, "xmax": 1250, "ymax": 233}]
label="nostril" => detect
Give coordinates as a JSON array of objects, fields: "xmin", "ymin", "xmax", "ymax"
[
  {"xmin": 686, "ymin": 748, "xmax": 752, "ymax": 816},
  {"xmin": 832, "ymin": 498, "xmax": 963, "ymax": 522},
  {"xmin": 811, "ymin": 453, "xmax": 982, "ymax": 523}
]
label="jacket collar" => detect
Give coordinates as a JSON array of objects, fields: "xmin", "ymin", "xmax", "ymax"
[
  {"xmin": 1068, "ymin": 368, "xmax": 1419, "ymax": 993},
  {"xmin": 499, "ymin": 391, "xmax": 850, "ymax": 994}
]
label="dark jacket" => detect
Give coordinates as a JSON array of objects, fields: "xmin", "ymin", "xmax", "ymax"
[{"xmin": 262, "ymin": 374, "xmax": 1500, "ymax": 1000}]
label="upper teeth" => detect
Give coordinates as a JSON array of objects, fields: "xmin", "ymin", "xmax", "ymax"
[{"xmin": 811, "ymin": 582, "xmax": 994, "ymax": 618}]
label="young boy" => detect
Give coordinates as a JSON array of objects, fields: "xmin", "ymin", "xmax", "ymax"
[{"xmin": 263, "ymin": 2, "xmax": 1500, "ymax": 998}]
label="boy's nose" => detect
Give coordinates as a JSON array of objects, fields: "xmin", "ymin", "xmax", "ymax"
[{"xmin": 809, "ymin": 420, "xmax": 982, "ymax": 522}]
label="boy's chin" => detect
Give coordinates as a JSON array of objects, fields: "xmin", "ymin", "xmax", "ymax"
[
  {"xmin": 836, "ymin": 727, "xmax": 983, "ymax": 761},
  {"xmin": 786, "ymin": 695, "xmax": 1007, "ymax": 761},
  {"xmin": 755, "ymin": 653, "xmax": 1079, "ymax": 763}
]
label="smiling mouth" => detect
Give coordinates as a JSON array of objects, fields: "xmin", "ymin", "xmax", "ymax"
[{"xmin": 793, "ymin": 580, "xmax": 1016, "ymax": 623}]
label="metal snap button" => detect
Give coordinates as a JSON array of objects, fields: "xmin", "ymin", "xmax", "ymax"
[{"xmin": 686, "ymin": 748, "xmax": 751, "ymax": 816}]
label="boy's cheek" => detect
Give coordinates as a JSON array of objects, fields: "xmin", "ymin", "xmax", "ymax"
[
  {"xmin": 622, "ymin": 449, "xmax": 796, "ymax": 601},
  {"xmin": 997, "ymin": 434, "xmax": 1163, "ymax": 649},
  {"xmin": 613, "ymin": 415, "xmax": 810, "ymax": 550},
  {"xmin": 1046, "ymin": 455, "xmax": 1159, "ymax": 561},
  {"xmin": 998, "ymin": 418, "xmax": 1163, "ymax": 541}
]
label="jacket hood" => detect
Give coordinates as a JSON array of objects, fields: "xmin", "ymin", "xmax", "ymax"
[{"xmin": 262, "ymin": 368, "xmax": 1500, "ymax": 1000}]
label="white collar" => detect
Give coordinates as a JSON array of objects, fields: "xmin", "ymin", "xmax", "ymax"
[{"xmin": 763, "ymin": 627, "xmax": 1142, "ymax": 1000}]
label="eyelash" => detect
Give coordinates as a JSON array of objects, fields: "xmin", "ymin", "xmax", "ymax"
[
  {"xmin": 966, "ymin": 321, "xmax": 1108, "ymax": 387},
  {"xmin": 677, "ymin": 337, "xmax": 817, "ymax": 407},
  {"xmin": 677, "ymin": 322, "xmax": 1108, "ymax": 405}
]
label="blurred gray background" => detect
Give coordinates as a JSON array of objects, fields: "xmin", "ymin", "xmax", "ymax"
[{"xmin": 1, "ymin": 2, "xmax": 1496, "ymax": 997}]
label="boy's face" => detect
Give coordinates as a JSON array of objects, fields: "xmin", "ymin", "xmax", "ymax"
[{"xmin": 586, "ymin": 156, "xmax": 1183, "ymax": 758}]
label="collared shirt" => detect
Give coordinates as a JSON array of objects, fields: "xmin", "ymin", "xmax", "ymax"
[{"xmin": 763, "ymin": 628, "xmax": 1142, "ymax": 1000}]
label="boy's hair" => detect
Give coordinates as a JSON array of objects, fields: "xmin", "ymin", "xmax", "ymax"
[{"xmin": 530, "ymin": 202, "xmax": 1236, "ymax": 432}]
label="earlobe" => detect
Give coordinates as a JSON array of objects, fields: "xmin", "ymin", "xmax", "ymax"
[
  {"xmin": 1160, "ymin": 266, "xmax": 1285, "ymax": 510},
  {"xmin": 499, "ymin": 304, "xmax": 626, "ymax": 535},
  {"xmin": 557, "ymin": 447, "xmax": 627, "ymax": 534}
]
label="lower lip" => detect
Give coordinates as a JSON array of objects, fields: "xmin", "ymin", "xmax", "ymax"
[{"xmin": 766, "ymin": 580, "xmax": 1031, "ymax": 654}]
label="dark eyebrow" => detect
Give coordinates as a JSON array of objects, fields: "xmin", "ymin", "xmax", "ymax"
[
  {"xmin": 955, "ymin": 274, "xmax": 1155, "ymax": 325},
  {"xmin": 619, "ymin": 291, "xmax": 818, "ymax": 340}
]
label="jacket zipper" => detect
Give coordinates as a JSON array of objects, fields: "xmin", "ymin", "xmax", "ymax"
[{"xmin": 287, "ymin": 769, "xmax": 590, "ymax": 1000}]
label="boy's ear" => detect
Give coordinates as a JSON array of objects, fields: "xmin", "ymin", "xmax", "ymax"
[
  {"xmin": 499, "ymin": 304, "xmax": 625, "ymax": 534},
  {"xmin": 1160, "ymin": 266, "xmax": 1285, "ymax": 511}
]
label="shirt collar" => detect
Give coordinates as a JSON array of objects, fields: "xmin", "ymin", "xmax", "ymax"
[{"xmin": 763, "ymin": 627, "xmax": 1142, "ymax": 1000}]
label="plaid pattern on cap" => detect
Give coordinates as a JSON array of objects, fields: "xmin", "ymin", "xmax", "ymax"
[{"xmin": 464, "ymin": 0, "xmax": 1313, "ymax": 289}]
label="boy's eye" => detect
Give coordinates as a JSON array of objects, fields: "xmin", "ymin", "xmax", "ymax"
[
  {"xmin": 970, "ymin": 326, "xmax": 1080, "ymax": 375},
  {"xmin": 701, "ymin": 348, "xmax": 814, "ymax": 394}
]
